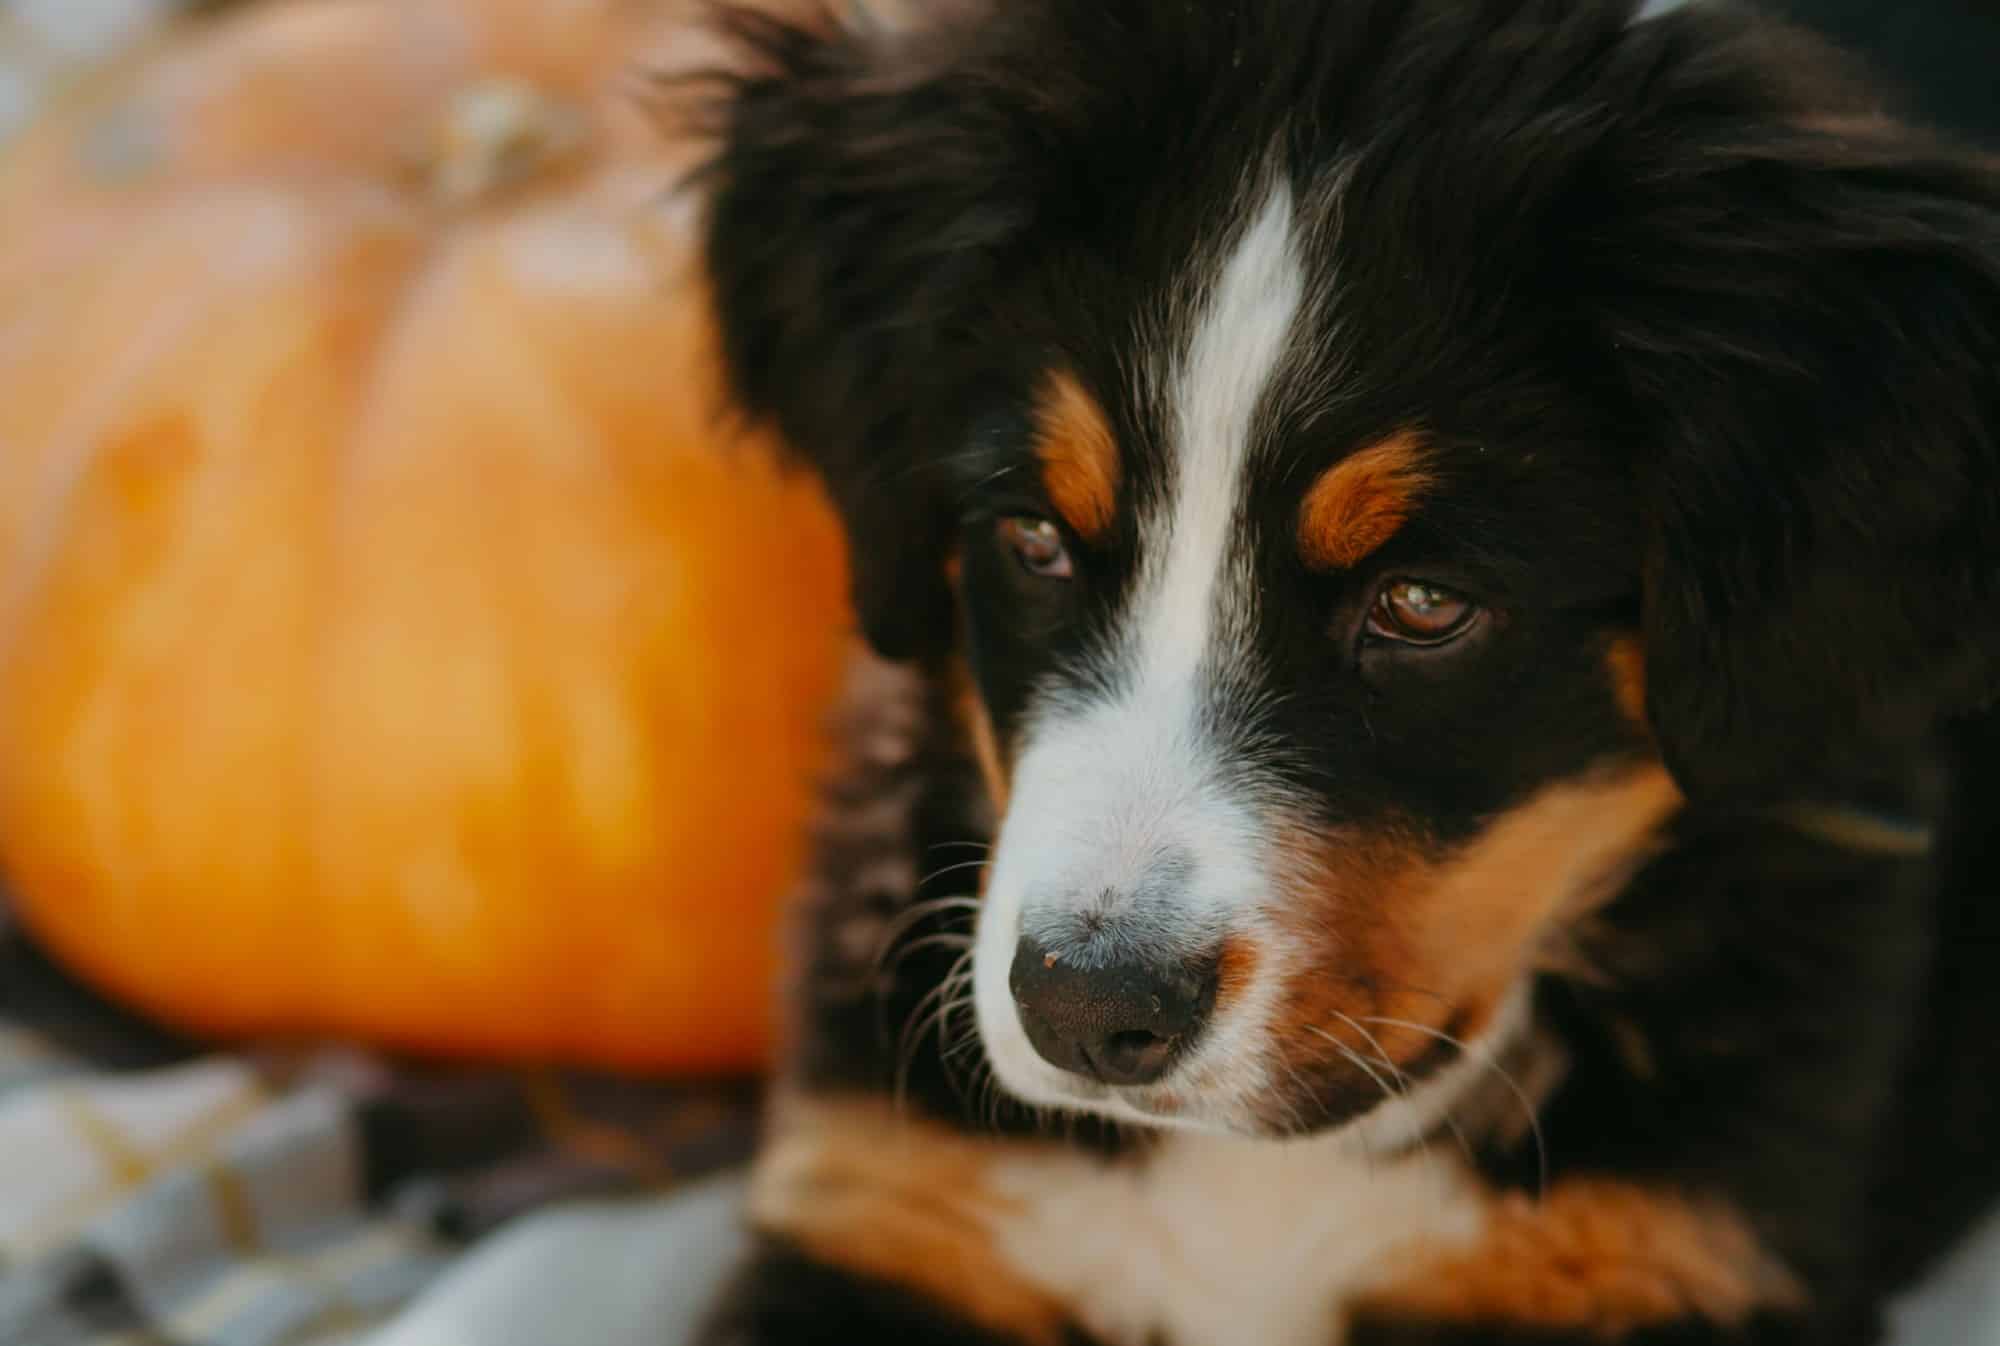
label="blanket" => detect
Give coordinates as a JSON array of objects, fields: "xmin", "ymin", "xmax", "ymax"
[{"xmin": 0, "ymin": 898, "xmax": 758, "ymax": 1346}]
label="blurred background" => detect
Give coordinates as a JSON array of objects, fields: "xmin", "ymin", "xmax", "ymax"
[
  {"xmin": 0, "ymin": 3, "xmax": 1994, "ymax": 1346},
  {"xmin": 0, "ymin": 1, "xmax": 847, "ymax": 1341}
]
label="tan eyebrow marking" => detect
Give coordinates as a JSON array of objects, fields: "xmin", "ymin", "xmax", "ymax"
[
  {"xmin": 1297, "ymin": 432, "xmax": 1433, "ymax": 569},
  {"xmin": 1031, "ymin": 370, "xmax": 1120, "ymax": 542},
  {"xmin": 953, "ymin": 654, "xmax": 1010, "ymax": 812},
  {"xmin": 1606, "ymin": 635, "xmax": 1649, "ymax": 728}
]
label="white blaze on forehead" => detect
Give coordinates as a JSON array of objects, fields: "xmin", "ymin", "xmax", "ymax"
[
  {"xmin": 1137, "ymin": 179, "xmax": 1305, "ymax": 689},
  {"xmin": 973, "ymin": 178, "xmax": 1312, "ymax": 1127}
]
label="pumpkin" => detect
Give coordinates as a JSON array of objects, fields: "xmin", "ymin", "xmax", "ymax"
[{"xmin": 0, "ymin": 0, "xmax": 849, "ymax": 1073}]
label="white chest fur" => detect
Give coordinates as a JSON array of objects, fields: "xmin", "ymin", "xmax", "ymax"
[{"xmin": 987, "ymin": 1131, "xmax": 1485, "ymax": 1346}]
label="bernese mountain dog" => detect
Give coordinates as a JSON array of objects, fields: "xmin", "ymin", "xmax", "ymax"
[{"xmin": 687, "ymin": 1, "xmax": 2000, "ymax": 1343}]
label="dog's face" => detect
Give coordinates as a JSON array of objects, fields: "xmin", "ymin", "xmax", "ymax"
[
  {"xmin": 702, "ymin": 0, "xmax": 2000, "ymax": 1136},
  {"xmin": 947, "ymin": 180, "xmax": 1675, "ymax": 1134}
]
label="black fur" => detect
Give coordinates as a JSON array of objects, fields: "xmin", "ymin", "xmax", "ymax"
[
  {"xmin": 691, "ymin": 1, "xmax": 2000, "ymax": 1342},
  {"xmin": 702, "ymin": 1240, "xmax": 1097, "ymax": 1346}
]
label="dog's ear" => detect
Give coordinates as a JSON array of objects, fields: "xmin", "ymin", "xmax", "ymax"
[
  {"xmin": 1599, "ymin": 21, "xmax": 2000, "ymax": 804},
  {"xmin": 695, "ymin": 2, "xmax": 1028, "ymax": 660}
]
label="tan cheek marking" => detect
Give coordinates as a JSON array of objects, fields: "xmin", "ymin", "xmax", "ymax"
[
  {"xmin": 966, "ymin": 700, "xmax": 1009, "ymax": 816},
  {"xmin": 944, "ymin": 569, "xmax": 1010, "ymax": 815},
  {"xmin": 1032, "ymin": 370, "xmax": 1120, "ymax": 542},
  {"xmin": 1267, "ymin": 768, "xmax": 1680, "ymax": 1076},
  {"xmin": 950, "ymin": 656, "xmax": 1010, "ymax": 815},
  {"xmin": 1214, "ymin": 937, "xmax": 1260, "ymax": 1015},
  {"xmin": 1359, "ymin": 1180, "xmax": 1805, "ymax": 1336},
  {"xmin": 1264, "ymin": 831, "xmax": 1447, "ymax": 1065},
  {"xmin": 1298, "ymin": 432, "xmax": 1433, "ymax": 570},
  {"xmin": 1396, "ymin": 765, "xmax": 1683, "ymax": 1010},
  {"xmin": 748, "ymin": 1096, "xmax": 1068, "ymax": 1346},
  {"xmin": 1607, "ymin": 636, "xmax": 1649, "ymax": 729}
]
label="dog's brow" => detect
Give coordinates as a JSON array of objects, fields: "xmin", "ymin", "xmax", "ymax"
[
  {"xmin": 1031, "ymin": 370, "xmax": 1121, "ymax": 542},
  {"xmin": 1297, "ymin": 432, "xmax": 1433, "ymax": 570}
]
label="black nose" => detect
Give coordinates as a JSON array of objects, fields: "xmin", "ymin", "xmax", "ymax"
[{"xmin": 1008, "ymin": 936, "xmax": 1219, "ymax": 1086}]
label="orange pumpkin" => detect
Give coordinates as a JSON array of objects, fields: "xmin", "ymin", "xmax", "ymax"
[{"xmin": 0, "ymin": 0, "xmax": 849, "ymax": 1073}]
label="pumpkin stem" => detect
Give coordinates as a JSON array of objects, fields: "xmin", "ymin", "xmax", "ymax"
[{"xmin": 411, "ymin": 79, "xmax": 585, "ymax": 206}]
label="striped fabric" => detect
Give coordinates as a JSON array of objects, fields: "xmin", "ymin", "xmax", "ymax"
[{"xmin": 0, "ymin": 903, "xmax": 757, "ymax": 1346}]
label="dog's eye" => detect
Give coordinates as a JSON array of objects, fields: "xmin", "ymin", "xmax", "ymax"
[
  {"xmin": 997, "ymin": 517, "xmax": 1074, "ymax": 580},
  {"xmin": 1368, "ymin": 580, "xmax": 1478, "ymax": 645}
]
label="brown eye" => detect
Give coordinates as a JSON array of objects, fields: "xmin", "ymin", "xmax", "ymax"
[
  {"xmin": 997, "ymin": 516, "xmax": 1074, "ymax": 580},
  {"xmin": 1369, "ymin": 580, "xmax": 1477, "ymax": 645}
]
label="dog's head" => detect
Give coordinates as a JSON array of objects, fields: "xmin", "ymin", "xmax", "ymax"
[{"xmin": 700, "ymin": 0, "xmax": 2000, "ymax": 1136}]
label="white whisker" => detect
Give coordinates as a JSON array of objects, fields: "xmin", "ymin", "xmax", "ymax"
[
  {"xmin": 916, "ymin": 857, "xmax": 993, "ymax": 888},
  {"xmin": 1330, "ymin": 1010, "xmax": 1475, "ymax": 1170},
  {"xmin": 1360, "ymin": 1013, "xmax": 1549, "ymax": 1198},
  {"xmin": 877, "ymin": 929, "xmax": 976, "ymax": 975},
  {"xmin": 894, "ymin": 948, "xmax": 978, "ymax": 1111},
  {"xmin": 1307, "ymin": 1025, "xmax": 1417, "ymax": 1175},
  {"xmin": 875, "ymin": 894, "xmax": 983, "ymax": 953}
]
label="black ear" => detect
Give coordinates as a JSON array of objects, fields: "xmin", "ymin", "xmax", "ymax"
[
  {"xmin": 696, "ymin": 3, "xmax": 1029, "ymax": 660},
  {"xmin": 1600, "ymin": 15, "xmax": 2000, "ymax": 805}
]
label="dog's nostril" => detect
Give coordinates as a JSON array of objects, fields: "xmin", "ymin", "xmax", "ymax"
[
  {"xmin": 1093, "ymin": 1029, "xmax": 1178, "ymax": 1084},
  {"xmin": 1008, "ymin": 935, "xmax": 1219, "ymax": 1088}
]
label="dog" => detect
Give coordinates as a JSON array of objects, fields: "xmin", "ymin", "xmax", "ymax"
[{"xmin": 687, "ymin": 1, "xmax": 2000, "ymax": 1342}]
